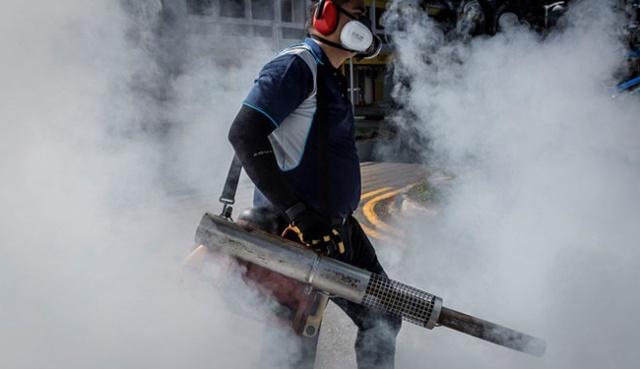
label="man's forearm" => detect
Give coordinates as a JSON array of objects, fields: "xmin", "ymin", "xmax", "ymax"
[{"xmin": 228, "ymin": 105, "xmax": 300, "ymax": 213}]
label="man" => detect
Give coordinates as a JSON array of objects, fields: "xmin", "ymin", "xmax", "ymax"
[{"xmin": 228, "ymin": 1, "xmax": 401, "ymax": 368}]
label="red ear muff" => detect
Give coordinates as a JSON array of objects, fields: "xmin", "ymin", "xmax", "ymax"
[{"xmin": 313, "ymin": 0, "xmax": 339, "ymax": 35}]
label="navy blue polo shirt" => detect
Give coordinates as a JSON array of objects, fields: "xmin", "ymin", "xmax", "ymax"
[{"xmin": 243, "ymin": 38, "xmax": 360, "ymax": 218}]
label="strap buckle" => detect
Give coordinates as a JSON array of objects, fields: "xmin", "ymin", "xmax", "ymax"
[
  {"xmin": 218, "ymin": 155, "xmax": 243, "ymax": 220},
  {"xmin": 219, "ymin": 197, "xmax": 235, "ymax": 220}
]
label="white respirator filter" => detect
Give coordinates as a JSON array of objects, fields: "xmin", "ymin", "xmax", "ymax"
[{"xmin": 339, "ymin": 20, "xmax": 374, "ymax": 53}]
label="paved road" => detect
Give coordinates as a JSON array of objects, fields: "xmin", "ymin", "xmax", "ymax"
[
  {"xmin": 356, "ymin": 162, "xmax": 427, "ymax": 240},
  {"xmin": 360, "ymin": 162, "xmax": 425, "ymax": 194}
]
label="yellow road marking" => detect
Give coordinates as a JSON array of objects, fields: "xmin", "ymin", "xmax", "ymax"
[
  {"xmin": 360, "ymin": 187, "xmax": 392, "ymax": 201},
  {"xmin": 359, "ymin": 187, "xmax": 396, "ymax": 240},
  {"xmin": 363, "ymin": 188, "xmax": 404, "ymax": 234},
  {"xmin": 359, "ymin": 222, "xmax": 387, "ymax": 241},
  {"xmin": 361, "ymin": 183, "xmax": 421, "ymax": 240}
]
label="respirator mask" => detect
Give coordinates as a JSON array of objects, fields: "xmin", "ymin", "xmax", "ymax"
[{"xmin": 311, "ymin": 0, "xmax": 382, "ymax": 59}]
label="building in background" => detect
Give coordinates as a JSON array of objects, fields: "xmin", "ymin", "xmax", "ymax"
[
  {"xmin": 341, "ymin": 0, "xmax": 394, "ymax": 121},
  {"xmin": 179, "ymin": 0, "xmax": 396, "ymax": 122},
  {"xmin": 143, "ymin": 1, "xmax": 586, "ymax": 135},
  {"xmin": 185, "ymin": 0, "xmax": 310, "ymax": 51}
]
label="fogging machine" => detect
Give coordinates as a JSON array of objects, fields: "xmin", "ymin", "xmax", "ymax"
[{"xmin": 193, "ymin": 213, "xmax": 547, "ymax": 357}]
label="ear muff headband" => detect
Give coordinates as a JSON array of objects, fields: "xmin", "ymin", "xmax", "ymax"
[
  {"xmin": 316, "ymin": 0, "xmax": 327, "ymax": 18},
  {"xmin": 313, "ymin": 0, "xmax": 339, "ymax": 35}
]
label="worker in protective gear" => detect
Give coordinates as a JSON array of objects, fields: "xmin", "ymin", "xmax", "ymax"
[{"xmin": 227, "ymin": 1, "xmax": 401, "ymax": 368}]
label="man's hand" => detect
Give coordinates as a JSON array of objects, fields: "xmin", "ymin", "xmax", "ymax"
[{"xmin": 282, "ymin": 203, "xmax": 346, "ymax": 257}]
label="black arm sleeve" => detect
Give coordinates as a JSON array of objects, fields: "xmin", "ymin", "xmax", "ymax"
[{"xmin": 228, "ymin": 105, "xmax": 300, "ymax": 213}]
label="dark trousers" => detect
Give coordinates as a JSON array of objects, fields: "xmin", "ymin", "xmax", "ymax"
[{"xmin": 288, "ymin": 216, "xmax": 402, "ymax": 369}]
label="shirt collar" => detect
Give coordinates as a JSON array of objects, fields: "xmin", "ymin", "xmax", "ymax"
[{"xmin": 304, "ymin": 37, "xmax": 331, "ymax": 68}]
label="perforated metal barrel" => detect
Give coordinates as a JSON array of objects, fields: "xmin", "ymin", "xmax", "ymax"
[{"xmin": 362, "ymin": 274, "xmax": 442, "ymax": 329}]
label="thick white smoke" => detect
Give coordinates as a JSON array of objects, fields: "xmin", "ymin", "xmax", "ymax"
[
  {"xmin": 3, "ymin": 0, "xmax": 639, "ymax": 368},
  {"xmin": 0, "ymin": 1, "xmax": 295, "ymax": 368},
  {"xmin": 381, "ymin": 0, "xmax": 640, "ymax": 368}
]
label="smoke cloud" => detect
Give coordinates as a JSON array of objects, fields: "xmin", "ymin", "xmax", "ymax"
[
  {"xmin": 380, "ymin": 0, "xmax": 640, "ymax": 368},
  {"xmin": 3, "ymin": 0, "xmax": 639, "ymax": 368},
  {"xmin": 0, "ymin": 1, "xmax": 290, "ymax": 368}
]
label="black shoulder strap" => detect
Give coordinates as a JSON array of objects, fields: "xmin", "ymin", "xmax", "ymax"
[
  {"xmin": 219, "ymin": 154, "xmax": 243, "ymax": 219},
  {"xmin": 315, "ymin": 82, "xmax": 331, "ymax": 217}
]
